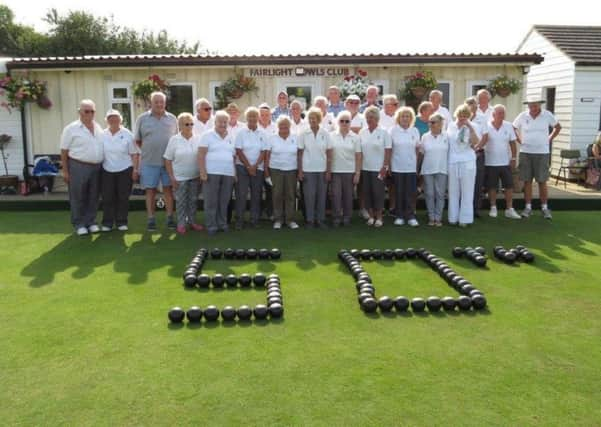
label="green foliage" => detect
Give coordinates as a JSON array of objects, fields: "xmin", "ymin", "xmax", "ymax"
[
  {"xmin": 0, "ymin": 72, "xmax": 51, "ymax": 112},
  {"xmin": 215, "ymin": 73, "xmax": 259, "ymax": 109},
  {"xmin": 488, "ymin": 75, "xmax": 522, "ymax": 97}
]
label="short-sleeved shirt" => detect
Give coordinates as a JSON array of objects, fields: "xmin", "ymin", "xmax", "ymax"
[
  {"xmin": 266, "ymin": 134, "xmax": 298, "ymax": 171},
  {"xmin": 199, "ymin": 130, "xmax": 235, "ymax": 176},
  {"xmin": 484, "ymin": 121, "xmax": 517, "ymax": 166},
  {"xmin": 330, "ymin": 130, "xmax": 361, "ymax": 173},
  {"xmin": 134, "ymin": 111, "xmax": 178, "ymax": 166},
  {"xmin": 379, "ymin": 113, "xmax": 396, "ymax": 131},
  {"xmin": 227, "ymin": 120, "xmax": 245, "ymax": 142},
  {"xmin": 60, "ymin": 120, "xmax": 104, "ymax": 164},
  {"xmin": 359, "ymin": 127, "xmax": 392, "ymax": 172},
  {"xmin": 328, "ymin": 102, "xmax": 345, "ymax": 117},
  {"xmin": 163, "ymin": 133, "xmax": 202, "ymax": 181},
  {"xmin": 415, "ymin": 117, "xmax": 429, "ymax": 136},
  {"xmin": 102, "ymin": 127, "xmax": 139, "ymax": 172},
  {"xmin": 298, "ymin": 128, "xmax": 333, "ymax": 173},
  {"xmin": 477, "ymin": 106, "xmax": 494, "ymax": 123},
  {"xmin": 390, "ymin": 125, "xmax": 420, "ymax": 173},
  {"xmin": 433, "ymin": 106, "xmax": 452, "ymax": 130},
  {"xmin": 290, "ymin": 118, "xmax": 307, "ymax": 136},
  {"xmin": 259, "ymin": 122, "xmax": 277, "ymax": 136},
  {"xmin": 350, "ymin": 112, "xmax": 367, "ymax": 130},
  {"xmin": 272, "ymin": 106, "xmax": 290, "ymax": 121},
  {"xmin": 513, "ymin": 110, "xmax": 558, "ymax": 154},
  {"xmin": 320, "ymin": 112, "xmax": 337, "ymax": 133},
  {"xmin": 447, "ymin": 121, "xmax": 478, "ymax": 164},
  {"xmin": 192, "ymin": 116, "xmax": 214, "ymax": 137},
  {"xmin": 235, "ymin": 127, "xmax": 267, "ymax": 171},
  {"xmin": 419, "ymin": 132, "xmax": 449, "ymax": 175}
]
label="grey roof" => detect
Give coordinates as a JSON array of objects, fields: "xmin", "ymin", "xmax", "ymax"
[
  {"xmin": 527, "ymin": 25, "xmax": 601, "ymax": 65},
  {"xmin": 6, "ymin": 52, "xmax": 543, "ymax": 70}
]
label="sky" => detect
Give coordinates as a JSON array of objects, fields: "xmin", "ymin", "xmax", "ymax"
[{"xmin": 3, "ymin": 0, "xmax": 601, "ymax": 55}]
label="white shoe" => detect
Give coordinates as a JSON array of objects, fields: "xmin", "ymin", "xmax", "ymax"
[
  {"xmin": 273, "ymin": 222, "xmax": 282, "ymax": 230},
  {"xmin": 408, "ymin": 218, "xmax": 419, "ymax": 227},
  {"xmin": 489, "ymin": 206, "xmax": 498, "ymax": 218},
  {"xmin": 366, "ymin": 217, "xmax": 375, "ymax": 226},
  {"xmin": 394, "ymin": 218, "xmax": 405, "ymax": 226},
  {"xmin": 88, "ymin": 225, "xmax": 100, "ymax": 233},
  {"xmin": 542, "ymin": 208, "xmax": 552, "ymax": 220},
  {"xmin": 504, "ymin": 208, "xmax": 521, "ymax": 219},
  {"xmin": 521, "ymin": 207, "xmax": 532, "ymax": 218},
  {"xmin": 288, "ymin": 221, "xmax": 299, "ymax": 229},
  {"xmin": 101, "ymin": 226, "xmax": 112, "ymax": 232},
  {"xmin": 76, "ymin": 227, "xmax": 88, "ymax": 236},
  {"xmin": 117, "ymin": 225, "xmax": 129, "ymax": 231},
  {"xmin": 374, "ymin": 219, "xmax": 383, "ymax": 228},
  {"xmin": 360, "ymin": 209, "xmax": 370, "ymax": 220}
]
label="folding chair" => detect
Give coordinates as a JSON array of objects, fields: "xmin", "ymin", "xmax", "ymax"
[{"xmin": 555, "ymin": 149, "xmax": 587, "ymax": 188}]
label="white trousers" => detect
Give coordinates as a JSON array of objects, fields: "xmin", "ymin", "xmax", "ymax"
[{"xmin": 448, "ymin": 161, "xmax": 476, "ymax": 224}]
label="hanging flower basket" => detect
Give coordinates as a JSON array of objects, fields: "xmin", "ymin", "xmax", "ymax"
[
  {"xmin": 488, "ymin": 75, "xmax": 522, "ymax": 98},
  {"xmin": 215, "ymin": 73, "xmax": 259, "ymax": 109},
  {"xmin": 0, "ymin": 73, "xmax": 52, "ymax": 113},
  {"xmin": 410, "ymin": 86, "xmax": 427, "ymax": 98},
  {"xmin": 338, "ymin": 69, "xmax": 371, "ymax": 99},
  {"xmin": 495, "ymin": 87, "xmax": 512, "ymax": 98},
  {"xmin": 401, "ymin": 70, "xmax": 438, "ymax": 101},
  {"xmin": 132, "ymin": 74, "xmax": 170, "ymax": 107}
]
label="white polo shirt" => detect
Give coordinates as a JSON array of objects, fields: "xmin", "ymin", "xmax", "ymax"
[
  {"xmin": 513, "ymin": 110, "xmax": 558, "ymax": 154},
  {"xmin": 320, "ymin": 112, "xmax": 337, "ymax": 133},
  {"xmin": 350, "ymin": 112, "xmax": 367, "ymax": 130},
  {"xmin": 477, "ymin": 106, "xmax": 494, "ymax": 123},
  {"xmin": 163, "ymin": 133, "xmax": 202, "ymax": 181},
  {"xmin": 390, "ymin": 125, "xmax": 420, "ymax": 173},
  {"xmin": 102, "ymin": 127, "xmax": 139, "ymax": 172},
  {"xmin": 235, "ymin": 127, "xmax": 267, "ymax": 170},
  {"xmin": 228, "ymin": 120, "xmax": 245, "ymax": 141},
  {"xmin": 290, "ymin": 117, "xmax": 307, "ymax": 136},
  {"xmin": 298, "ymin": 128, "xmax": 333, "ymax": 173},
  {"xmin": 419, "ymin": 132, "xmax": 449, "ymax": 175},
  {"xmin": 259, "ymin": 122, "xmax": 277, "ymax": 135},
  {"xmin": 60, "ymin": 120, "xmax": 104, "ymax": 164},
  {"xmin": 192, "ymin": 116, "xmax": 214, "ymax": 137},
  {"xmin": 484, "ymin": 121, "xmax": 517, "ymax": 166},
  {"xmin": 447, "ymin": 121, "xmax": 478, "ymax": 164},
  {"xmin": 433, "ymin": 106, "xmax": 452, "ymax": 130},
  {"xmin": 359, "ymin": 127, "xmax": 392, "ymax": 172},
  {"xmin": 379, "ymin": 112, "xmax": 396, "ymax": 131},
  {"xmin": 330, "ymin": 130, "xmax": 361, "ymax": 173},
  {"xmin": 199, "ymin": 130, "xmax": 235, "ymax": 176},
  {"xmin": 266, "ymin": 134, "xmax": 298, "ymax": 171}
]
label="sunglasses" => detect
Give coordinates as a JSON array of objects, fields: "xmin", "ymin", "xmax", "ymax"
[
  {"xmin": 183, "ymin": 123, "xmax": 194, "ymax": 127},
  {"xmin": 339, "ymin": 119, "xmax": 351, "ymax": 124},
  {"xmin": 203, "ymin": 107, "xmax": 213, "ymax": 111},
  {"xmin": 349, "ymin": 101, "xmax": 360, "ymax": 104}
]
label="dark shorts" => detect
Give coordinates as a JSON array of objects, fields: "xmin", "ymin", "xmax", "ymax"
[
  {"xmin": 485, "ymin": 165, "xmax": 513, "ymax": 190},
  {"xmin": 519, "ymin": 153, "xmax": 550, "ymax": 183}
]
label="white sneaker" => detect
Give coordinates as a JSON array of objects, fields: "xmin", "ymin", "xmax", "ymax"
[
  {"xmin": 117, "ymin": 225, "xmax": 129, "ymax": 231},
  {"xmin": 542, "ymin": 208, "xmax": 552, "ymax": 220},
  {"xmin": 489, "ymin": 206, "xmax": 498, "ymax": 218},
  {"xmin": 76, "ymin": 227, "xmax": 88, "ymax": 236},
  {"xmin": 521, "ymin": 207, "xmax": 532, "ymax": 218},
  {"xmin": 374, "ymin": 219, "xmax": 383, "ymax": 228},
  {"xmin": 273, "ymin": 222, "xmax": 282, "ymax": 230},
  {"xmin": 360, "ymin": 209, "xmax": 370, "ymax": 220},
  {"xmin": 288, "ymin": 221, "xmax": 299, "ymax": 229},
  {"xmin": 394, "ymin": 218, "xmax": 405, "ymax": 226},
  {"xmin": 504, "ymin": 208, "xmax": 521, "ymax": 219},
  {"xmin": 101, "ymin": 226, "xmax": 112, "ymax": 232},
  {"xmin": 88, "ymin": 225, "xmax": 100, "ymax": 233},
  {"xmin": 408, "ymin": 218, "xmax": 419, "ymax": 227},
  {"xmin": 366, "ymin": 217, "xmax": 375, "ymax": 226}
]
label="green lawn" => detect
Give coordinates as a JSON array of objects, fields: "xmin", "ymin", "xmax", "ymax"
[{"xmin": 1, "ymin": 211, "xmax": 600, "ymax": 426}]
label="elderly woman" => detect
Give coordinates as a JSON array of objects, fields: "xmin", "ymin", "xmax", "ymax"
[
  {"xmin": 226, "ymin": 103, "xmax": 244, "ymax": 141},
  {"xmin": 466, "ymin": 96, "xmax": 486, "ymax": 217},
  {"xmin": 264, "ymin": 115, "xmax": 299, "ymax": 229},
  {"xmin": 379, "ymin": 95, "xmax": 399, "ymax": 131},
  {"xmin": 289, "ymin": 100, "xmax": 306, "ymax": 135},
  {"xmin": 418, "ymin": 113, "xmax": 448, "ymax": 226},
  {"xmin": 415, "ymin": 101, "xmax": 434, "ymax": 136},
  {"xmin": 234, "ymin": 107, "xmax": 266, "ymax": 229},
  {"xmin": 390, "ymin": 106, "xmax": 421, "ymax": 227},
  {"xmin": 298, "ymin": 108, "xmax": 333, "ymax": 229},
  {"xmin": 164, "ymin": 113, "xmax": 203, "ymax": 234},
  {"xmin": 100, "ymin": 109, "xmax": 139, "ymax": 232},
  {"xmin": 199, "ymin": 111, "xmax": 236, "ymax": 235},
  {"xmin": 359, "ymin": 106, "xmax": 392, "ymax": 227},
  {"xmin": 345, "ymin": 95, "xmax": 366, "ymax": 134},
  {"xmin": 447, "ymin": 104, "xmax": 480, "ymax": 227},
  {"xmin": 330, "ymin": 111, "xmax": 362, "ymax": 226},
  {"xmin": 313, "ymin": 96, "xmax": 336, "ymax": 132}
]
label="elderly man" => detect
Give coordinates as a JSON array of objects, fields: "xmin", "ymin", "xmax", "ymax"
[
  {"xmin": 134, "ymin": 91, "xmax": 178, "ymax": 231},
  {"xmin": 478, "ymin": 104, "xmax": 521, "ymax": 219},
  {"xmin": 359, "ymin": 85, "xmax": 382, "ymax": 113},
  {"xmin": 379, "ymin": 94, "xmax": 399, "ymax": 131},
  {"xmin": 60, "ymin": 99, "xmax": 104, "ymax": 235},
  {"xmin": 192, "ymin": 98, "xmax": 214, "ymax": 137},
  {"xmin": 327, "ymin": 85, "xmax": 345, "ymax": 117},
  {"xmin": 513, "ymin": 98, "xmax": 561, "ymax": 219},
  {"xmin": 313, "ymin": 96, "xmax": 336, "ymax": 132},
  {"xmin": 476, "ymin": 89, "xmax": 494, "ymax": 122},
  {"xmin": 271, "ymin": 91, "xmax": 290, "ymax": 121},
  {"xmin": 429, "ymin": 90, "xmax": 452, "ymax": 130}
]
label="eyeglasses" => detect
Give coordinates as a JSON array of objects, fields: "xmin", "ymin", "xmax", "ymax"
[
  {"xmin": 183, "ymin": 123, "xmax": 194, "ymax": 127},
  {"xmin": 339, "ymin": 119, "xmax": 351, "ymax": 124},
  {"xmin": 349, "ymin": 101, "xmax": 359, "ymax": 104},
  {"xmin": 429, "ymin": 120, "xmax": 440, "ymax": 124},
  {"xmin": 82, "ymin": 110, "xmax": 95, "ymax": 114},
  {"xmin": 202, "ymin": 107, "xmax": 213, "ymax": 111}
]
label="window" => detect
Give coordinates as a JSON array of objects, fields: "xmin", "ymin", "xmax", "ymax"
[
  {"xmin": 545, "ymin": 87, "xmax": 556, "ymax": 114},
  {"xmin": 108, "ymin": 83, "xmax": 134, "ymax": 129},
  {"xmin": 285, "ymin": 86, "xmax": 313, "ymax": 110},
  {"xmin": 209, "ymin": 81, "xmax": 222, "ymax": 106},
  {"xmin": 167, "ymin": 83, "xmax": 196, "ymax": 117},
  {"xmin": 467, "ymin": 80, "xmax": 490, "ymax": 97},
  {"xmin": 277, "ymin": 78, "xmax": 322, "ymax": 111},
  {"xmin": 435, "ymin": 81, "xmax": 453, "ymax": 109},
  {"xmin": 372, "ymin": 79, "xmax": 390, "ymax": 98}
]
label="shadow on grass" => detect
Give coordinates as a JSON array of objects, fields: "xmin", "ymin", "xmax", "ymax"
[
  {"xmin": 171, "ymin": 317, "xmax": 285, "ymax": 330},
  {"xmin": 362, "ymin": 308, "xmax": 491, "ymax": 319}
]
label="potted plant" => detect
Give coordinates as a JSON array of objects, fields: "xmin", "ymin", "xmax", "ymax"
[
  {"xmin": 488, "ymin": 75, "xmax": 522, "ymax": 98},
  {"xmin": 0, "ymin": 73, "xmax": 52, "ymax": 113},
  {"xmin": 338, "ymin": 69, "xmax": 370, "ymax": 100},
  {"xmin": 215, "ymin": 72, "xmax": 258, "ymax": 109},
  {"xmin": 132, "ymin": 74, "xmax": 170, "ymax": 108},
  {"xmin": 401, "ymin": 70, "xmax": 438, "ymax": 100},
  {"xmin": 0, "ymin": 134, "xmax": 18, "ymax": 191}
]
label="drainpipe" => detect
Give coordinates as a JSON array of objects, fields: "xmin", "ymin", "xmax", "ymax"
[{"xmin": 20, "ymin": 106, "xmax": 29, "ymax": 175}]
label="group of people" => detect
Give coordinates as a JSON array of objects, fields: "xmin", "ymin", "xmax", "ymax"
[{"xmin": 59, "ymin": 84, "xmax": 561, "ymax": 236}]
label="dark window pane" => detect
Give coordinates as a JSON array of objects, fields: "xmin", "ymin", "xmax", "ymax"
[
  {"xmin": 436, "ymin": 83, "xmax": 451, "ymax": 108},
  {"xmin": 472, "ymin": 85, "xmax": 487, "ymax": 96},
  {"xmin": 112, "ymin": 87, "xmax": 129, "ymax": 99},
  {"xmin": 112, "ymin": 103, "xmax": 132, "ymax": 130},
  {"xmin": 546, "ymin": 87, "xmax": 556, "ymax": 114},
  {"xmin": 168, "ymin": 85, "xmax": 194, "ymax": 117},
  {"xmin": 286, "ymin": 86, "xmax": 312, "ymax": 111}
]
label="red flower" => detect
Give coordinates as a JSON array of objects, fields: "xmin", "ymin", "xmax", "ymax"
[{"xmin": 358, "ymin": 69, "xmax": 368, "ymax": 77}]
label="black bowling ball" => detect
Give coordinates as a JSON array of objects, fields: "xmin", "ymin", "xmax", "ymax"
[
  {"xmin": 238, "ymin": 273, "xmax": 252, "ymax": 287},
  {"xmin": 504, "ymin": 251, "xmax": 517, "ymax": 264},
  {"xmin": 212, "ymin": 274, "xmax": 225, "ymax": 287},
  {"xmin": 474, "ymin": 246, "xmax": 486, "ymax": 255},
  {"xmin": 224, "ymin": 248, "xmax": 235, "ymax": 259},
  {"xmin": 253, "ymin": 273, "xmax": 266, "ymax": 286},
  {"xmin": 372, "ymin": 249, "xmax": 383, "ymax": 260},
  {"xmin": 378, "ymin": 296, "xmax": 393, "ymax": 312},
  {"xmin": 360, "ymin": 249, "xmax": 372, "ymax": 260},
  {"xmin": 350, "ymin": 249, "xmax": 360, "ymax": 258},
  {"xmin": 411, "ymin": 297, "xmax": 426, "ymax": 312},
  {"xmin": 471, "ymin": 295, "xmax": 487, "ymax": 310},
  {"xmin": 204, "ymin": 305, "xmax": 220, "ymax": 321},
  {"xmin": 168, "ymin": 307, "xmax": 185, "ymax": 323},
  {"xmin": 393, "ymin": 248, "xmax": 406, "ymax": 260},
  {"xmin": 406, "ymin": 248, "xmax": 417, "ymax": 259},
  {"xmin": 360, "ymin": 297, "xmax": 378, "ymax": 313},
  {"xmin": 521, "ymin": 251, "xmax": 535, "ymax": 263},
  {"xmin": 393, "ymin": 296, "xmax": 410, "ymax": 311},
  {"xmin": 457, "ymin": 296, "xmax": 472, "ymax": 311},
  {"xmin": 246, "ymin": 248, "xmax": 258, "ymax": 259},
  {"xmin": 270, "ymin": 248, "xmax": 282, "ymax": 259},
  {"xmin": 268, "ymin": 296, "xmax": 283, "ymax": 306},
  {"xmin": 197, "ymin": 273, "xmax": 211, "ymax": 288},
  {"xmin": 221, "ymin": 306, "xmax": 236, "ymax": 321},
  {"xmin": 225, "ymin": 274, "xmax": 238, "ymax": 287},
  {"xmin": 253, "ymin": 304, "xmax": 269, "ymax": 320},
  {"xmin": 235, "ymin": 249, "xmax": 246, "ymax": 259},
  {"xmin": 258, "ymin": 248, "xmax": 270, "ymax": 259},
  {"xmin": 452, "ymin": 247, "xmax": 465, "ymax": 258},
  {"xmin": 383, "ymin": 249, "xmax": 394, "ymax": 260},
  {"xmin": 441, "ymin": 297, "xmax": 456, "ymax": 311},
  {"xmin": 269, "ymin": 303, "xmax": 284, "ymax": 318},
  {"xmin": 358, "ymin": 292, "xmax": 374, "ymax": 303},
  {"xmin": 473, "ymin": 255, "xmax": 487, "ymax": 267},
  {"xmin": 183, "ymin": 274, "xmax": 197, "ymax": 287},
  {"xmin": 237, "ymin": 305, "xmax": 252, "ymax": 321},
  {"xmin": 186, "ymin": 306, "xmax": 203, "ymax": 322},
  {"xmin": 426, "ymin": 296, "xmax": 442, "ymax": 312},
  {"xmin": 210, "ymin": 248, "xmax": 222, "ymax": 259}
]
